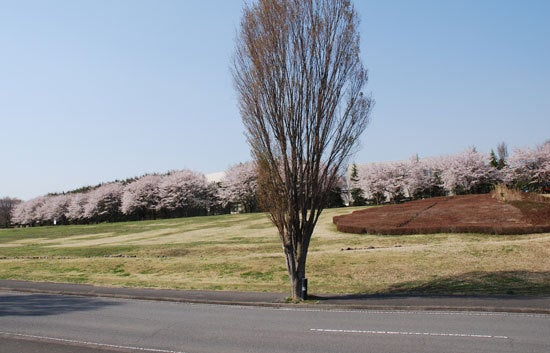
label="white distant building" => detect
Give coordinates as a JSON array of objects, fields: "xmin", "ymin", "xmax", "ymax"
[{"xmin": 205, "ymin": 172, "xmax": 225, "ymax": 183}]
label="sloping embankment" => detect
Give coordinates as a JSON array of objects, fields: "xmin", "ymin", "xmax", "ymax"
[{"xmin": 333, "ymin": 194, "xmax": 550, "ymax": 235}]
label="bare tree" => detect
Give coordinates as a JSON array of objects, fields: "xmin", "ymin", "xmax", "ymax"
[
  {"xmin": 0, "ymin": 197, "xmax": 22, "ymax": 228},
  {"xmin": 233, "ymin": 0, "xmax": 373, "ymax": 299},
  {"xmin": 497, "ymin": 141, "xmax": 508, "ymax": 169}
]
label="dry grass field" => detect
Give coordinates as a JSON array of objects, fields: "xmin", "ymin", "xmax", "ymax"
[{"xmin": 1, "ymin": 206, "xmax": 549, "ymax": 296}]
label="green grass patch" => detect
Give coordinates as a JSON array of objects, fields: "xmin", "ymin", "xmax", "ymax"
[
  {"xmin": 110, "ymin": 264, "xmax": 131, "ymax": 277},
  {"xmin": 241, "ymin": 270, "xmax": 275, "ymax": 281},
  {"xmin": 0, "ymin": 244, "xmax": 140, "ymax": 258}
]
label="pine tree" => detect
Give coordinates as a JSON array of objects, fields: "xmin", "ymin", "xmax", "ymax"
[{"xmin": 350, "ymin": 164, "xmax": 367, "ymax": 206}]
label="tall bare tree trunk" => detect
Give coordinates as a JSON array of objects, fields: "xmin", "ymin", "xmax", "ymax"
[
  {"xmin": 233, "ymin": 0, "xmax": 373, "ymax": 300},
  {"xmin": 283, "ymin": 229, "xmax": 309, "ymax": 299}
]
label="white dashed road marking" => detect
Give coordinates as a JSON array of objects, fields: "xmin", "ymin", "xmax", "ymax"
[{"xmin": 310, "ymin": 328, "xmax": 509, "ymax": 339}]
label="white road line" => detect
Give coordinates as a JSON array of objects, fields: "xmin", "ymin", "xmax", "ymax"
[
  {"xmin": 0, "ymin": 331, "xmax": 187, "ymax": 353},
  {"xmin": 310, "ymin": 328, "xmax": 509, "ymax": 339},
  {"xmin": 269, "ymin": 306, "xmax": 547, "ymax": 318}
]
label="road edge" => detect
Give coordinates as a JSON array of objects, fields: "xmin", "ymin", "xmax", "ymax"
[{"xmin": 1, "ymin": 279, "xmax": 548, "ymax": 314}]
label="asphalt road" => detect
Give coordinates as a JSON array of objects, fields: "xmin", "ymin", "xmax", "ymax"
[{"xmin": 1, "ymin": 291, "xmax": 548, "ymax": 353}]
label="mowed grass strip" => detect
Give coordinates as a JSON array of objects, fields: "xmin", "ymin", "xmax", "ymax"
[{"xmin": 1, "ymin": 207, "xmax": 549, "ymax": 295}]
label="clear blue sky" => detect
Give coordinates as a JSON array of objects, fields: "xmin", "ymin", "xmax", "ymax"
[{"xmin": 1, "ymin": 0, "xmax": 548, "ymax": 200}]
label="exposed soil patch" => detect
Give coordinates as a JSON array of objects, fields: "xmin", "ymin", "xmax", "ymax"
[{"xmin": 333, "ymin": 194, "xmax": 550, "ymax": 235}]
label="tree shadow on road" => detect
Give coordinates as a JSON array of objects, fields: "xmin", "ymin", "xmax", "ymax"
[{"xmin": 0, "ymin": 293, "xmax": 120, "ymax": 317}]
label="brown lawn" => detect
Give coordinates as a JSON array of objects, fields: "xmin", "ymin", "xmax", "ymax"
[{"xmin": 333, "ymin": 193, "xmax": 550, "ymax": 235}]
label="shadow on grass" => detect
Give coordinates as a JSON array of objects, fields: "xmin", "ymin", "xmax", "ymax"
[
  {"xmin": 0, "ymin": 293, "xmax": 119, "ymax": 317},
  {"xmin": 312, "ymin": 271, "xmax": 550, "ymax": 301}
]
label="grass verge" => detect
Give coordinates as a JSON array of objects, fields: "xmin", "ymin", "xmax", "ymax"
[{"xmin": 1, "ymin": 207, "xmax": 549, "ymax": 295}]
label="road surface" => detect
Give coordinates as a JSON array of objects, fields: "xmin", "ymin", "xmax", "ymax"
[{"xmin": 0, "ymin": 291, "xmax": 548, "ymax": 353}]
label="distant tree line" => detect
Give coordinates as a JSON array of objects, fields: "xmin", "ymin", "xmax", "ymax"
[
  {"xmin": 348, "ymin": 140, "xmax": 550, "ymax": 205},
  {"xmin": 8, "ymin": 140, "xmax": 548, "ymax": 227},
  {"xmin": 8, "ymin": 162, "xmax": 344, "ymax": 227},
  {"xmin": 11, "ymin": 164, "xmax": 252, "ymax": 227}
]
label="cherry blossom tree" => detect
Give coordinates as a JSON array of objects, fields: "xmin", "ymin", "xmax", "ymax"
[
  {"xmin": 355, "ymin": 163, "xmax": 390, "ymax": 204},
  {"xmin": 10, "ymin": 196, "xmax": 48, "ymax": 226},
  {"xmin": 121, "ymin": 174, "xmax": 162, "ymax": 220},
  {"xmin": 219, "ymin": 162, "xmax": 258, "ymax": 213},
  {"xmin": 354, "ymin": 150, "xmax": 497, "ymax": 203},
  {"xmin": 157, "ymin": 170, "xmax": 211, "ymax": 218},
  {"xmin": 411, "ymin": 157, "xmax": 446, "ymax": 199},
  {"xmin": 384, "ymin": 161, "xmax": 409, "ymax": 202},
  {"xmin": 10, "ymin": 202, "xmax": 27, "ymax": 226},
  {"xmin": 66, "ymin": 192, "xmax": 89, "ymax": 223},
  {"xmin": 356, "ymin": 161, "xmax": 410, "ymax": 204},
  {"xmin": 42, "ymin": 194, "xmax": 71, "ymax": 225},
  {"xmin": 84, "ymin": 183, "xmax": 124, "ymax": 223},
  {"xmin": 438, "ymin": 148, "xmax": 496, "ymax": 195},
  {"xmin": 506, "ymin": 140, "xmax": 550, "ymax": 192},
  {"xmin": 402, "ymin": 156, "xmax": 431, "ymax": 199}
]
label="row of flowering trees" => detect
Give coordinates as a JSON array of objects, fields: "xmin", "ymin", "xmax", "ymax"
[
  {"xmin": 349, "ymin": 141, "xmax": 550, "ymax": 205},
  {"xmin": 11, "ymin": 164, "xmax": 259, "ymax": 226},
  {"xmin": 10, "ymin": 141, "xmax": 549, "ymax": 226}
]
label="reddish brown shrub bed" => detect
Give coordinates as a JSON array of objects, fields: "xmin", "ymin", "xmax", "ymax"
[{"xmin": 333, "ymin": 194, "xmax": 550, "ymax": 235}]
